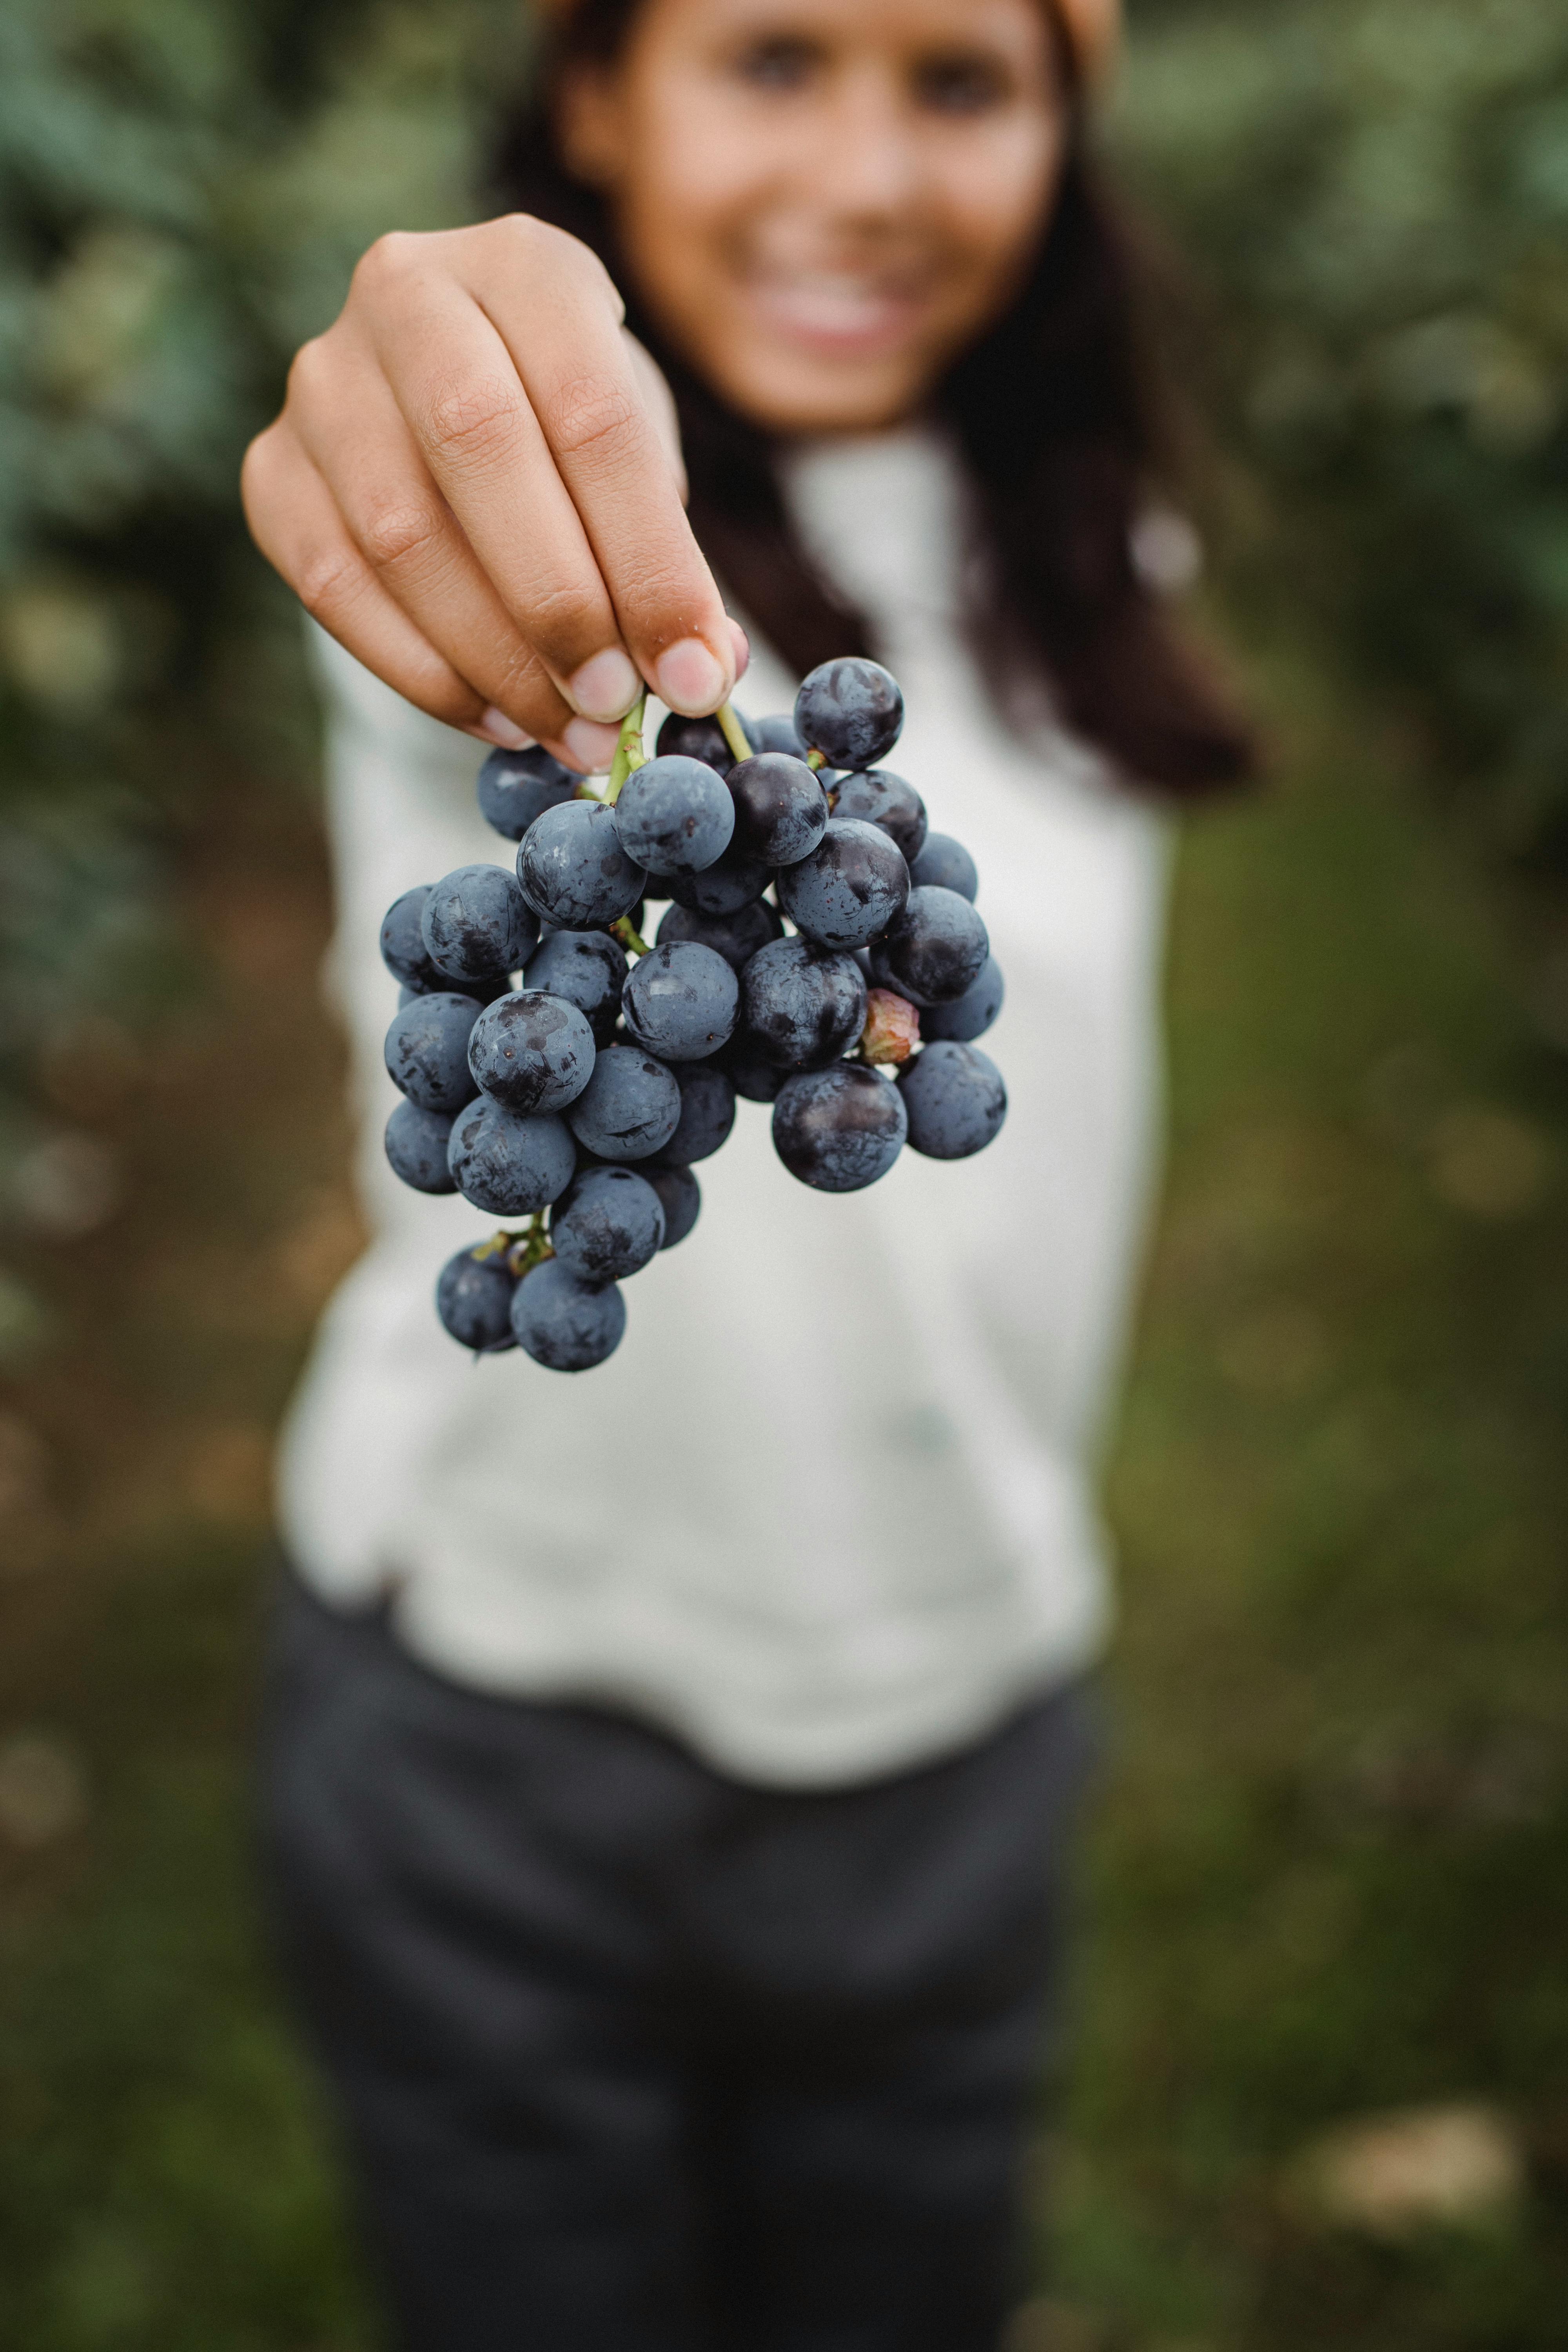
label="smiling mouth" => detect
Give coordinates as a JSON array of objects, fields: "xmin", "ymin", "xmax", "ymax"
[{"xmin": 739, "ymin": 267, "xmax": 931, "ymax": 358}]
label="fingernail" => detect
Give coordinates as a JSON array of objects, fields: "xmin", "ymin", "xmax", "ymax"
[
  {"xmin": 727, "ymin": 618, "xmax": 751, "ymax": 681},
  {"xmin": 563, "ymin": 716, "xmax": 621, "ymax": 773},
  {"xmin": 567, "ymin": 648, "xmax": 641, "ymax": 722},
  {"xmin": 655, "ymin": 638, "xmax": 729, "ymax": 715},
  {"xmin": 478, "ymin": 707, "xmax": 534, "ymax": 750}
]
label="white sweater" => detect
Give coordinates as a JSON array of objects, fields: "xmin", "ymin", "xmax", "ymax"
[{"xmin": 277, "ymin": 427, "xmax": 1171, "ymax": 1788}]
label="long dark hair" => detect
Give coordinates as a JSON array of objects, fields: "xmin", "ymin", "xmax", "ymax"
[{"xmin": 495, "ymin": 1, "xmax": 1252, "ymax": 796}]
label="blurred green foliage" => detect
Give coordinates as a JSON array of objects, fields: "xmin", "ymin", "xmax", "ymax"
[
  {"xmin": 1, "ymin": 7, "xmax": 1565, "ymax": 2346},
  {"xmin": 1118, "ymin": 0, "xmax": 1568, "ymax": 868},
  {"xmin": 0, "ymin": 0, "xmax": 522, "ymax": 1350}
]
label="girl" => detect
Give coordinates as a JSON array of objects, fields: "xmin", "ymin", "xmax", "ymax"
[{"xmin": 243, "ymin": 3, "xmax": 1250, "ymax": 2346}]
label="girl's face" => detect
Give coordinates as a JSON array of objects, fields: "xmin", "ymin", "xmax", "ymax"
[{"xmin": 559, "ymin": 0, "xmax": 1070, "ymax": 435}]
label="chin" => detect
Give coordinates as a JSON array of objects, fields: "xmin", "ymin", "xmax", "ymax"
[{"xmin": 714, "ymin": 352, "xmax": 932, "ymax": 439}]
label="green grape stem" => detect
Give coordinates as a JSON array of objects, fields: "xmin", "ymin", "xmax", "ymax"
[
  {"xmin": 506, "ymin": 1212, "xmax": 555, "ymax": 1279},
  {"xmin": 606, "ymin": 691, "xmax": 649, "ymax": 803},
  {"xmin": 716, "ymin": 701, "xmax": 753, "ymax": 768},
  {"xmin": 475, "ymin": 1213, "xmax": 554, "ymax": 1281},
  {"xmin": 612, "ymin": 915, "xmax": 650, "ymax": 957}
]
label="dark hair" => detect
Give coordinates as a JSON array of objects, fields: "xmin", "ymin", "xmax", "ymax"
[{"xmin": 494, "ymin": 2, "xmax": 1253, "ymax": 796}]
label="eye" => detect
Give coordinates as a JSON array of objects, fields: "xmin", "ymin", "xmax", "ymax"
[
  {"xmin": 912, "ymin": 51, "xmax": 1013, "ymax": 116},
  {"xmin": 730, "ymin": 36, "xmax": 822, "ymax": 93}
]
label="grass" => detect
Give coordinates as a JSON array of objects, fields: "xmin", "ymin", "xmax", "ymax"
[
  {"xmin": 0, "ymin": 637, "xmax": 1564, "ymax": 2347},
  {"xmin": 1054, "ymin": 650, "xmax": 1568, "ymax": 2345}
]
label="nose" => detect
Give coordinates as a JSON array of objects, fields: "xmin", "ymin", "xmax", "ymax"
[{"xmin": 803, "ymin": 64, "xmax": 927, "ymax": 221}]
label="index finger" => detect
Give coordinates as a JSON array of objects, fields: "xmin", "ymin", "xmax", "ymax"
[{"xmin": 462, "ymin": 220, "xmax": 737, "ymax": 717}]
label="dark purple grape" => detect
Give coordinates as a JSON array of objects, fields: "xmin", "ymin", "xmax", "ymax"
[
  {"xmin": 549, "ymin": 1165, "xmax": 665, "ymax": 1284},
  {"xmin": 920, "ymin": 955, "xmax": 1003, "ymax": 1043},
  {"xmin": 381, "ymin": 885, "xmax": 437, "ymax": 988},
  {"xmin": 741, "ymin": 937, "xmax": 867, "ymax": 1069},
  {"xmin": 477, "ymin": 745, "xmax": 576, "ymax": 841},
  {"xmin": 539, "ymin": 896, "xmax": 646, "ymax": 940},
  {"xmin": 909, "ymin": 831, "xmax": 978, "ymax": 901},
  {"xmin": 655, "ymin": 711, "xmax": 753, "ymax": 777},
  {"xmin": 869, "ymin": 886, "xmax": 989, "ymax": 1006},
  {"xmin": 726, "ymin": 754, "xmax": 829, "ymax": 867},
  {"xmin": 720, "ymin": 1033, "xmax": 786, "ymax": 1103},
  {"xmin": 467, "ymin": 991, "xmax": 596, "ymax": 1114},
  {"xmin": 749, "ymin": 711, "xmax": 809, "ymax": 760},
  {"xmin": 517, "ymin": 800, "xmax": 646, "ymax": 929},
  {"xmin": 772, "ymin": 1063, "xmax": 907, "ymax": 1192},
  {"xmin": 446, "ymin": 1096, "xmax": 577, "ymax": 1215},
  {"xmin": 666, "ymin": 840, "xmax": 773, "ymax": 916},
  {"xmin": 384, "ymin": 1100, "xmax": 456, "ymax": 1193},
  {"xmin": 897, "ymin": 1041, "xmax": 1007, "ymax": 1159},
  {"xmin": 385, "ymin": 991, "xmax": 483, "ymax": 1113},
  {"xmin": 612, "ymin": 755, "xmax": 735, "ymax": 877},
  {"xmin": 657, "ymin": 1062, "xmax": 735, "ymax": 1164},
  {"xmin": 621, "ymin": 941, "xmax": 739, "ymax": 1063},
  {"xmin": 510, "ymin": 1258, "xmax": 625, "ymax": 1371},
  {"xmin": 436, "ymin": 1245, "xmax": 516, "ymax": 1354},
  {"xmin": 828, "ymin": 770, "xmax": 927, "ymax": 865},
  {"xmin": 775, "ymin": 818, "xmax": 909, "ymax": 951},
  {"xmin": 401, "ymin": 966, "xmax": 515, "ymax": 1005},
  {"xmin": 420, "ymin": 864, "xmax": 538, "ymax": 984},
  {"xmin": 524, "ymin": 928, "xmax": 628, "ymax": 1045},
  {"xmin": 794, "ymin": 657, "xmax": 903, "ymax": 771},
  {"xmin": 566, "ymin": 1044, "xmax": 681, "ymax": 1161},
  {"xmin": 646, "ymin": 1163, "xmax": 701, "ymax": 1249},
  {"xmin": 655, "ymin": 894, "xmax": 782, "ymax": 973}
]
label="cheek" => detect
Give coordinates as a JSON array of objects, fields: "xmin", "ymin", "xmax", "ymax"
[
  {"xmin": 617, "ymin": 104, "xmax": 780, "ymax": 303},
  {"xmin": 935, "ymin": 128, "xmax": 1065, "ymax": 301}
]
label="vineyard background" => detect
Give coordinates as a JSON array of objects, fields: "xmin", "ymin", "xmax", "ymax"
[{"xmin": 1, "ymin": 3, "xmax": 1566, "ymax": 2345}]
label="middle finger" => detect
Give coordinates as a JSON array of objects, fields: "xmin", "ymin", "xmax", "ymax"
[{"xmin": 368, "ymin": 261, "xmax": 650, "ymax": 721}]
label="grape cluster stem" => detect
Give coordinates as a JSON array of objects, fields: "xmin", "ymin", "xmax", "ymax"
[
  {"xmin": 591, "ymin": 691, "xmax": 757, "ymax": 960},
  {"xmin": 716, "ymin": 703, "xmax": 752, "ymax": 768},
  {"xmin": 475, "ymin": 1215, "xmax": 555, "ymax": 1281},
  {"xmin": 606, "ymin": 691, "xmax": 650, "ymax": 802}
]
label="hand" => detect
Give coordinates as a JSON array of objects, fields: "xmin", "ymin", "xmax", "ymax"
[{"xmin": 241, "ymin": 214, "xmax": 747, "ymax": 771}]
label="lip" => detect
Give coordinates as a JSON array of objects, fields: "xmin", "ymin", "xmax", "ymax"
[{"xmin": 737, "ymin": 266, "xmax": 931, "ymax": 359}]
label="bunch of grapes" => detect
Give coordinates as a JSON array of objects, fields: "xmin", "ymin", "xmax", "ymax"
[{"xmin": 379, "ymin": 657, "xmax": 1006, "ymax": 1372}]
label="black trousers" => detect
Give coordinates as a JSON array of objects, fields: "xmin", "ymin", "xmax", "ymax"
[{"xmin": 258, "ymin": 1575, "xmax": 1098, "ymax": 2352}]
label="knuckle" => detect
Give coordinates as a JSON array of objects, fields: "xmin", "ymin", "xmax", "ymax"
[
  {"xmin": 294, "ymin": 546, "xmax": 362, "ymax": 619},
  {"xmin": 419, "ymin": 378, "xmax": 528, "ymax": 471},
  {"xmin": 284, "ymin": 334, "xmax": 332, "ymax": 412},
  {"xmin": 352, "ymin": 229, "xmax": 422, "ymax": 298},
  {"xmin": 240, "ymin": 425, "xmax": 299, "ymax": 552},
  {"xmin": 493, "ymin": 210, "xmax": 552, "ymax": 254},
  {"xmin": 544, "ymin": 373, "xmax": 642, "ymax": 466},
  {"xmin": 356, "ymin": 495, "xmax": 446, "ymax": 575},
  {"xmin": 494, "ymin": 213, "xmax": 608, "ymax": 286},
  {"xmin": 239, "ymin": 425, "xmax": 276, "ymax": 497}
]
